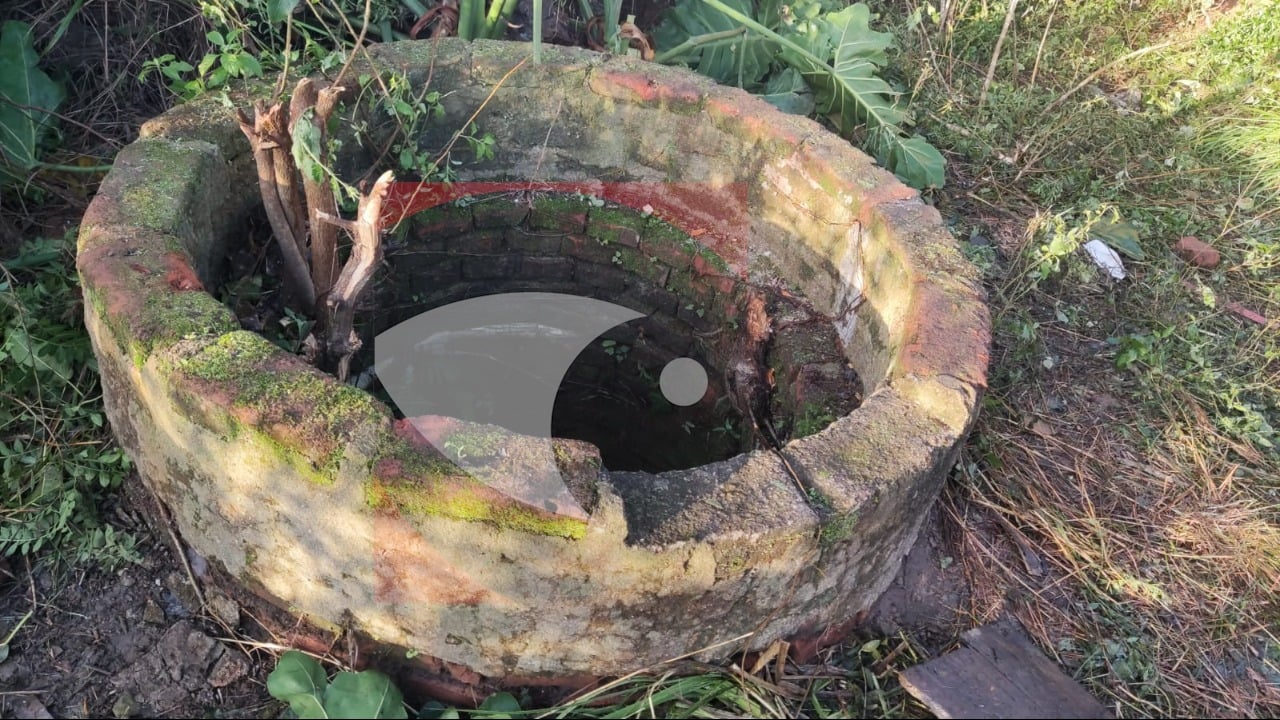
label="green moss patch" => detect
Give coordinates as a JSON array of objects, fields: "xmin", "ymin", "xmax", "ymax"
[
  {"xmin": 586, "ymin": 206, "xmax": 646, "ymax": 246},
  {"xmin": 411, "ymin": 203, "xmax": 475, "ymax": 241},
  {"xmin": 368, "ymin": 433, "xmax": 588, "ymax": 540},
  {"xmin": 793, "ymin": 404, "xmax": 837, "ymax": 440},
  {"xmin": 818, "ymin": 511, "xmax": 860, "ymax": 548},
  {"xmin": 105, "ymin": 139, "xmax": 220, "ymax": 238},
  {"xmin": 177, "ymin": 331, "xmax": 390, "ymax": 484},
  {"xmin": 77, "ymin": 235, "xmax": 238, "ymax": 367},
  {"xmin": 528, "ymin": 195, "xmax": 590, "ymax": 233}
]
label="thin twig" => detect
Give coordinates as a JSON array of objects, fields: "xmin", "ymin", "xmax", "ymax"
[
  {"xmin": 1029, "ymin": 0, "xmax": 1058, "ymax": 87},
  {"xmin": 432, "ymin": 56, "xmax": 530, "ymax": 169},
  {"xmin": 333, "ymin": 0, "xmax": 373, "ymax": 88},
  {"xmin": 0, "ymin": 99, "xmax": 121, "ymax": 149},
  {"xmin": 761, "ymin": 418, "xmax": 809, "ymax": 498},
  {"xmin": 1040, "ymin": 41, "xmax": 1175, "ymax": 116},
  {"xmin": 155, "ymin": 501, "xmax": 207, "ymax": 611},
  {"xmin": 543, "ymin": 632, "xmax": 758, "ymax": 714},
  {"xmin": 978, "ymin": 0, "xmax": 1018, "ymax": 107},
  {"xmin": 274, "ymin": 15, "xmax": 293, "ymax": 100},
  {"xmin": 651, "ymin": 27, "xmax": 748, "ymax": 64}
]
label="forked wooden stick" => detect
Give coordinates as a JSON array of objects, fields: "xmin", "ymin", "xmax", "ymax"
[
  {"xmin": 237, "ymin": 102, "xmax": 315, "ymax": 308},
  {"xmin": 318, "ymin": 171, "xmax": 394, "ymax": 381}
]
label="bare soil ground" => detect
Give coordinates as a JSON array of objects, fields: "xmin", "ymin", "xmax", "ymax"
[{"xmin": 0, "ymin": 481, "xmax": 278, "ymax": 719}]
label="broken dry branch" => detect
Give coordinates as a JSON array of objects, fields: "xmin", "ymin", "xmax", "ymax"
[
  {"xmin": 237, "ymin": 103, "xmax": 315, "ymax": 308},
  {"xmin": 288, "ymin": 78, "xmax": 345, "ymax": 301},
  {"xmin": 321, "ymin": 171, "xmax": 395, "ymax": 381}
]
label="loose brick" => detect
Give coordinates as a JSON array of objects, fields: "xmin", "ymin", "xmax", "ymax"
[
  {"xmin": 620, "ymin": 280, "xmax": 680, "ymax": 316},
  {"xmin": 519, "ymin": 256, "xmax": 574, "ymax": 281},
  {"xmin": 1175, "ymin": 236, "xmax": 1221, "ymax": 269},
  {"xmin": 575, "ymin": 263, "xmax": 630, "ymax": 292},
  {"xmin": 461, "ymin": 254, "xmax": 520, "ymax": 280}
]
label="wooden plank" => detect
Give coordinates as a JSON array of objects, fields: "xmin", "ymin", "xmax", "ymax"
[{"xmin": 898, "ymin": 619, "xmax": 1109, "ymax": 719}]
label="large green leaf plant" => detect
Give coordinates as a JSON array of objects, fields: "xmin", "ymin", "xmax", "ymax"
[
  {"xmin": 0, "ymin": 21, "xmax": 65, "ymax": 184},
  {"xmin": 655, "ymin": 0, "xmax": 945, "ymax": 190}
]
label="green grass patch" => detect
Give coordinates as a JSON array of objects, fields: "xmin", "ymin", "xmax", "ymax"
[
  {"xmin": 868, "ymin": 0, "xmax": 1280, "ymax": 714},
  {"xmin": 0, "ymin": 233, "xmax": 137, "ymax": 565}
]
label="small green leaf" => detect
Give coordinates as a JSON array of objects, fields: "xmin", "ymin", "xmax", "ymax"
[
  {"xmin": 474, "ymin": 692, "xmax": 522, "ymax": 717},
  {"xmin": 325, "ymin": 669, "xmax": 407, "ymax": 719},
  {"xmin": 291, "ymin": 109, "xmax": 326, "ymax": 183},
  {"xmin": 759, "ymin": 67, "xmax": 814, "ymax": 115},
  {"xmin": 1090, "ymin": 220, "xmax": 1145, "ymax": 260},
  {"xmin": 238, "ymin": 53, "xmax": 262, "ymax": 78},
  {"xmin": 197, "ymin": 53, "xmax": 218, "ymax": 78},
  {"xmin": 165, "ymin": 60, "xmax": 195, "ymax": 81},
  {"xmin": 267, "ymin": 651, "xmax": 329, "ymax": 718},
  {"xmin": 220, "ymin": 53, "xmax": 243, "ymax": 76},
  {"xmin": 267, "ymin": 0, "xmax": 301, "ymax": 25},
  {"xmin": 416, "ymin": 701, "xmax": 460, "ymax": 719}
]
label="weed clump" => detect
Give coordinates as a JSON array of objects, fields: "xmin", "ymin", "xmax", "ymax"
[{"xmin": 0, "ymin": 234, "xmax": 137, "ymax": 565}]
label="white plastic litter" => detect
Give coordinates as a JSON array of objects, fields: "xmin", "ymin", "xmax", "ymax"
[{"xmin": 1083, "ymin": 238, "xmax": 1127, "ymax": 280}]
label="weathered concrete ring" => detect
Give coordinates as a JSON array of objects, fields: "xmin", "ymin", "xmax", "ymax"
[{"xmin": 78, "ymin": 40, "xmax": 989, "ymax": 680}]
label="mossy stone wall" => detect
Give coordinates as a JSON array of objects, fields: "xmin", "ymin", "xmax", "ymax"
[{"xmin": 78, "ymin": 39, "xmax": 989, "ymax": 681}]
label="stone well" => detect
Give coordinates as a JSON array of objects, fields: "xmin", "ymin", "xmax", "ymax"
[
  {"xmin": 77, "ymin": 39, "xmax": 989, "ymax": 682},
  {"xmin": 374, "ymin": 193, "xmax": 865, "ymax": 475}
]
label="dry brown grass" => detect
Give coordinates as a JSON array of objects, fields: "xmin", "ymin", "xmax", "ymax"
[
  {"xmin": 945, "ymin": 250, "xmax": 1280, "ymax": 716},
  {"xmin": 960, "ymin": 435, "xmax": 1279, "ymax": 714},
  {"xmin": 877, "ymin": 0, "xmax": 1280, "ymax": 713}
]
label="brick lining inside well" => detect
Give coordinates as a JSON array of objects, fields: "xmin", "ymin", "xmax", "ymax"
[{"xmin": 366, "ymin": 193, "xmax": 861, "ymax": 472}]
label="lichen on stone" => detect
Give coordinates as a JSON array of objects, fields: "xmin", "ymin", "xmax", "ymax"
[
  {"xmin": 176, "ymin": 331, "xmax": 390, "ymax": 484},
  {"xmin": 367, "ymin": 433, "xmax": 588, "ymax": 540}
]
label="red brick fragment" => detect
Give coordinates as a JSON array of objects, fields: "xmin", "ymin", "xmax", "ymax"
[
  {"xmin": 163, "ymin": 252, "xmax": 203, "ymax": 291},
  {"xmin": 1175, "ymin": 236, "xmax": 1220, "ymax": 269},
  {"xmin": 1225, "ymin": 302, "xmax": 1269, "ymax": 327}
]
